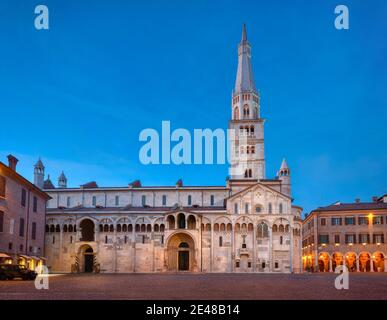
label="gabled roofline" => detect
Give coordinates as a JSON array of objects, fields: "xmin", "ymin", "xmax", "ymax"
[{"xmin": 226, "ymin": 181, "xmax": 292, "ymax": 201}]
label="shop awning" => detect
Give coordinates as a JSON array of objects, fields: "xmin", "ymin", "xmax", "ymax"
[
  {"xmin": 0, "ymin": 253, "xmax": 11, "ymax": 258},
  {"xmin": 30, "ymin": 256, "xmax": 41, "ymax": 260},
  {"xmin": 18, "ymin": 255, "xmax": 32, "ymax": 260}
]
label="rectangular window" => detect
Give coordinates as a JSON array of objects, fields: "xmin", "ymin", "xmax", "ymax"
[
  {"xmin": 245, "ymin": 203, "xmax": 249, "ymax": 214},
  {"xmin": 162, "ymin": 195, "xmax": 167, "ymax": 206},
  {"xmin": 31, "ymin": 222, "xmax": 36, "ymax": 240},
  {"xmin": 248, "ymin": 262, "xmax": 252, "ymax": 268},
  {"xmin": 210, "ymin": 195, "xmax": 215, "ymax": 206},
  {"xmin": 0, "ymin": 211, "xmax": 3, "ymax": 232},
  {"xmin": 188, "ymin": 195, "xmax": 192, "ymax": 206},
  {"xmin": 9, "ymin": 219, "xmax": 14, "ymax": 235},
  {"xmin": 373, "ymin": 234, "xmax": 384, "ymax": 244},
  {"xmin": 358, "ymin": 216, "xmax": 369, "ymax": 225},
  {"xmin": 275, "ymin": 262, "xmax": 279, "ymax": 269},
  {"xmin": 320, "ymin": 218, "xmax": 326, "ymax": 226},
  {"xmin": 318, "ymin": 234, "xmax": 329, "ymax": 244},
  {"xmin": 234, "ymin": 203, "xmax": 238, "ymax": 214},
  {"xmin": 236, "ymin": 261, "xmax": 240, "ymax": 268},
  {"xmin": 142, "ymin": 195, "xmax": 146, "ymax": 206},
  {"xmin": 66, "ymin": 197, "xmax": 71, "ymax": 208},
  {"xmin": 19, "ymin": 218, "xmax": 25, "ymax": 237},
  {"xmin": 19, "ymin": 244, "xmax": 23, "ymax": 251},
  {"xmin": 242, "ymin": 243, "xmax": 247, "ymax": 249},
  {"xmin": 345, "ymin": 234, "xmax": 356, "ymax": 244},
  {"xmin": 8, "ymin": 242, "xmax": 12, "ymax": 250},
  {"xmin": 115, "ymin": 195, "xmax": 119, "ymax": 206},
  {"xmin": 219, "ymin": 236, "xmax": 223, "ymax": 247},
  {"xmin": 21, "ymin": 189, "xmax": 27, "ymax": 207},
  {"xmin": 359, "ymin": 234, "xmax": 370, "ymax": 244},
  {"xmin": 334, "ymin": 234, "xmax": 340, "ymax": 244},
  {"xmin": 33, "ymin": 196, "xmax": 38, "ymax": 212},
  {"xmin": 373, "ymin": 216, "xmax": 383, "ymax": 225},
  {"xmin": 331, "ymin": 217, "xmax": 342, "ymax": 226},
  {"xmin": 345, "ymin": 217, "xmax": 355, "ymax": 225},
  {"xmin": 92, "ymin": 196, "xmax": 96, "ymax": 206},
  {"xmin": 0, "ymin": 175, "xmax": 5, "ymax": 198}
]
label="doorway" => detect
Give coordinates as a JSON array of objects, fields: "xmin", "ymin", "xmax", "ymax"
[
  {"xmin": 178, "ymin": 251, "xmax": 189, "ymax": 271},
  {"xmin": 84, "ymin": 247, "xmax": 94, "ymax": 273}
]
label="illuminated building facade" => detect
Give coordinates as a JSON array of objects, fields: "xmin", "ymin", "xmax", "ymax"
[{"xmin": 302, "ymin": 195, "xmax": 387, "ymax": 272}]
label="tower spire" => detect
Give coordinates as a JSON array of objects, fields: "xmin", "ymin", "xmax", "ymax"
[
  {"xmin": 241, "ymin": 23, "xmax": 247, "ymax": 41},
  {"xmin": 234, "ymin": 24, "xmax": 256, "ymax": 94}
]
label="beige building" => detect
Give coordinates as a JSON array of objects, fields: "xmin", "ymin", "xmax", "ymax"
[
  {"xmin": 302, "ymin": 195, "xmax": 387, "ymax": 272},
  {"xmin": 41, "ymin": 25, "xmax": 303, "ymax": 274}
]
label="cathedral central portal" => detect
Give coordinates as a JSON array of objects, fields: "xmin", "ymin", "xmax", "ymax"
[{"xmin": 166, "ymin": 233, "xmax": 196, "ymax": 272}]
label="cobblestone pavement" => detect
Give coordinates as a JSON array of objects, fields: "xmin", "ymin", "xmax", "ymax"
[{"xmin": 0, "ymin": 273, "xmax": 387, "ymax": 300}]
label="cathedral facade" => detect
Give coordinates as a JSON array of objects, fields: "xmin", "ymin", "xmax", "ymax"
[{"xmin": 41, "ymin": 26, "xmax": 303, "ymax": 274}]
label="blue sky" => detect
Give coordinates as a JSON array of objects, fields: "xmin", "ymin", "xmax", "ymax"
[{"xmin": 0, "ymin": 0, "xmax": 386, "ymax": 214}]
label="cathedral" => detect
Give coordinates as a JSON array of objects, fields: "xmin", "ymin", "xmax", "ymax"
[{"xmin": 40, "ymin": 25, "xmax": 303, "ymax": 274}]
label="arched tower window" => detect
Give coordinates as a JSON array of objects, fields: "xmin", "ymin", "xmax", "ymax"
[
  {"xmin": 234, "ymin": 106, "xmax": 239, "ymax": 120},
  {"xmin": 243, "ymin": 105, "xmax": 249, "ymax": 118}
]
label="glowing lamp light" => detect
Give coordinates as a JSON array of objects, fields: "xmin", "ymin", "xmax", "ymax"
[
  {"xmin": 349, "ymin": 243, "xmax": 353, "ymax": 246},
  {"xmin": 377, "ymin": 243, "xmax": 381, "ymax": 246},
  {"xmin": 362, "ymin": 243, "xmax": 367, "ymax": 246}
]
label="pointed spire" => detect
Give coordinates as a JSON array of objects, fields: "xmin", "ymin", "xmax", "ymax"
[
  {"xmin": 58, "ymin": 171, "xmax": 67, "ymax": 188},
  {"xmin": 280, "ymin": 158, "xmax": 289, "ymax": 170},
  {"xmin": 241, "ymin": 23, "xmax": 247, "ymax": 41},
  {"xmin": 234, "ymin": 24, "xmax": 256, "ymax": 94},
  {"xmin": 34, "ymin": 157, "xmax": 44, "ymax": 169}
]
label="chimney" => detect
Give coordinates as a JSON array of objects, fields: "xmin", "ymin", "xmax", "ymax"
[
  {"xmin": 372, "ymin": 196, "xmax": 378, "ymax": 203},
  {"xmin": 355, "ymin": 198, "xmax": 360, "ymax": 203},
  {"xmin": 7, "ymin": 155, "xmax": 18, "ymax": 171}
]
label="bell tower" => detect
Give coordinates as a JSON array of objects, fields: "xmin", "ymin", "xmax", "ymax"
[{"xmin": 229, "ymin": 24, "xmax": 265, "ymax": 180}]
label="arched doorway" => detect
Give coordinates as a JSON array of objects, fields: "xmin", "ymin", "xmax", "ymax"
[
  {"xmin": 84, "ymin": 247, "xmax": 94, "ymax": 273},
  {"xmin": 345, "ymin": 252, "xmax": 357, "ymax": 272},
  {"xmin": 359, "ymin": 252, "xmax": 371, "ymax": 272},
  {"xmin": 373, "ymin": 252, "xmax": 385, "ymax": 272},
  {"xmin": 167, "ymin": 233, "xmax": 196, "ymax": 272},
  {"xmin": 318, "ymin": 253, "xmax": 330, "ymax": 272}
]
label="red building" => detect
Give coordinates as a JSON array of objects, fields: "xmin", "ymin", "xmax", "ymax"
[{"xmin": 0, "ymin": 155, "xmax": 50, "ymax": 270}]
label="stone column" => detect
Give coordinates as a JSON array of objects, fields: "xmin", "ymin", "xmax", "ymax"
[
  {"xmin": 210, "ymin": 222, "xmax": 214, "ymax": 272},
  {"xmin": 151, "ymin": 238, "xmax": 155, "ymax": 272},
  {"xmin": 252, "ymin": 224, "xmax": 256, "ymax": 272},
  {"xmin": 329, "ymin": 257, "xmax": 333, "ymax": 272},
  {"xmin": 289, "ymin": 228, "xmax": 293, "ymax": 273},
  {"xmin": 370, "ymin": 257, "xmax": 374, "ymax": 272},
  {"xmin": 231, "ymin": 225, "xmax": 235, "ymax": 272},
  {"xmin": 113, "ymin": 227, "xmax": 117, "ymax": 272},
  {"xmin": 132, "ymin": 231, "xmax": 136, "ymax": 272},
  {"xmin": 269, "ymin": 228, "xmax": 273, "ymax": 271},
  {"xmin": 59, "ymin": 226, "xmax": 63, "ymax": 272},
  {"xmin": 356, "ymin": 257, "xmax": 359, "ymax": 272}
]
